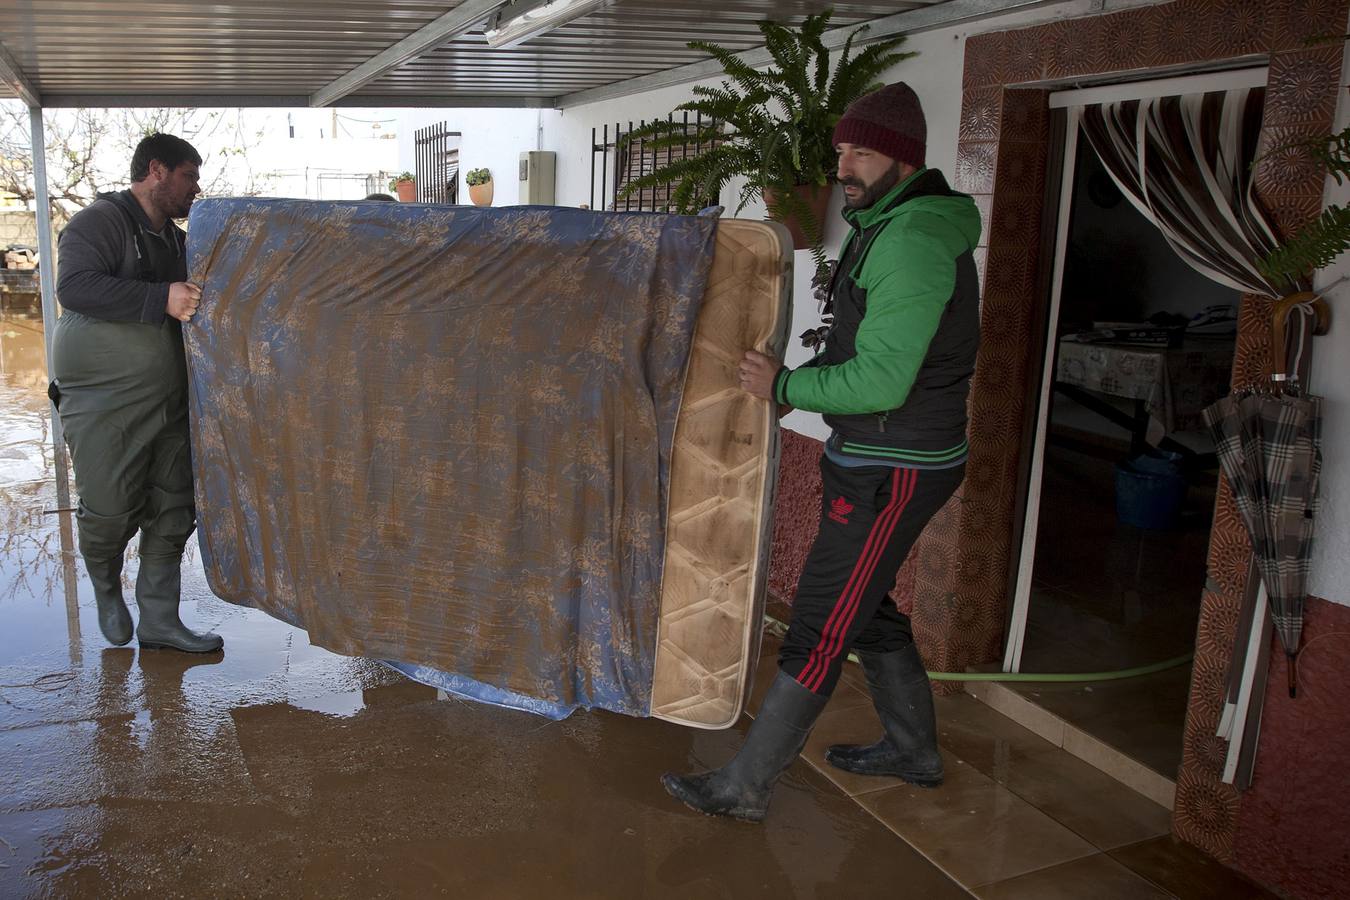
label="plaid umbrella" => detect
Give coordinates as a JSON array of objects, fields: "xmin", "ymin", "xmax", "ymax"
[{"xmin": 1203, "ymin": 389, "xmax": 1322, "ymax": 697}]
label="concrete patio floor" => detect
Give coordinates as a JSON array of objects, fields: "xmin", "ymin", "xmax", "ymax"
[{"xmin": 1, "ymin": 312, "xmax": 1274, "ymax": 898}]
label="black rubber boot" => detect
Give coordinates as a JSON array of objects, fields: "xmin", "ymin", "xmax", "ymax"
[
  {"xmin": 661, "ymin": 671, "xmax": 828, "ymax": 823},
  {"xmin": 825, "ymin": 643, "xmax": 944, "ymax": 786},
  {"xmin": 85, "ymin": 555, "xmax": 133, "ymax": 647},
  {"xmin": 135, "ymin": 560, "xmax": 223, "ymax": 653}
]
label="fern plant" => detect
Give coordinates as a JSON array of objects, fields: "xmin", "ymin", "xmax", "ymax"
[
  {"xmin": 618, "ymin": 9, "xmax": 913, "ymax": 271},
  {"xmin": 1261, "ymin": 124, "xmax": 1350, "ymax": 280}
]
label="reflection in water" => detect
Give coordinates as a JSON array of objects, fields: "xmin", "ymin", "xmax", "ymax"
[
  {"xmin": 0, "ymin": 313, "xmax": 55, "ymax": 483},
  {"xmin": 0, "ymin": 313, "xmax": 81, "ymax": 668},
  {"xmin": 1, "ymin": 309, "xmax": 385, "ymax": 718},
  {"xmin": 59, "ymin": 510, "xmax": 82, "ymax": 668}
]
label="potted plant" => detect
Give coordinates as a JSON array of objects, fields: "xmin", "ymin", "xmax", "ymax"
[
  {"xmin": 388, "ymin": 172, "xmax": 416, "ymax": 202},
  {"xmin": 467, "ymin": 168, "xmax": 494, "ymax": 206},
  {"xmin": 619, "ymin": 10, "xmax": 912, "ymax": 268}
]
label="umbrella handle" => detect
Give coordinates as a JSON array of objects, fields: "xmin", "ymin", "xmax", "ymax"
[{"xmin": 1271, "ymin": 292, "xmax": 1330, "ymax": 385}]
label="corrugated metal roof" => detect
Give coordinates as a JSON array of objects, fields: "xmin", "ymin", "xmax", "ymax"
[
  {"xmin": 0, "ymin": 0, "xmax": 1016, "ymax": 108},
  {"xmin": 0, "ymin": 1, "xmax": 449, "ymax": 99}
]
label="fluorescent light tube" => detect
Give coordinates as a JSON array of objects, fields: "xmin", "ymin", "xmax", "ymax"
[{"xmin": 484, "ymin": 0, "xmax": 609, "ymax": 49}]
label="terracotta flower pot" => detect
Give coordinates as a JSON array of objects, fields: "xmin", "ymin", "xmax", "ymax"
[
  {"xmin": 762, "ymin": 184, "xmax": 833, "ymax": 250},
  {"xmin": 469, "ymin": 181, "xmax": 494, "ymax": 207},
  {"xmin": 395, "ymin": 180, "xmax": 416, "ymax": 202}
]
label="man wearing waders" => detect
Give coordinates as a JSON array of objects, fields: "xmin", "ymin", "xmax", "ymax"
[
  {"xmin": 49, "ymin": 133, "xmax": 221, "ymax": 653},
  {"xmin": 662, "ymin": 83, "xmax": 980, "ymax": 822}
]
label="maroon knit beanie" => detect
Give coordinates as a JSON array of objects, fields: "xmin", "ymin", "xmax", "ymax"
[{"xmin": 831, "ymin": 82, "xmax": 926, "ymax": 169}]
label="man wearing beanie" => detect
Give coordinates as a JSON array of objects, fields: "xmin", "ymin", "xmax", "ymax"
[{"xmin": 663, "ymin": 81, "xmax": 981, "ymax": 823}]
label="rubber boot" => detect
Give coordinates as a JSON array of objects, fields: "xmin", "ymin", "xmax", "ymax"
[
  {"xmin": 661, "ymin": 671, "xmax": 828, "ymax": 823},
  {"xmin": 85, "ymin": 555, "xmax": 133, "ymax": 646},
  {"xmin": 824, "ymin": 643, "xmax": 944, "ymax": 786},
  {"xmin": 74, "ymin": 504, "xmax": 140, "ymax": 648},
  {"xmin": 135, "ymin": 560, "xmax": 223, "ymax": 653}
]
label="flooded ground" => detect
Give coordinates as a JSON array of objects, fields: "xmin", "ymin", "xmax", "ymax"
[
  {"xmin": 2, "ymin": 311, "xmax": 1279, "ymax": 899},
  {"xmin": 0, "ymin": 312, "xmax": 968, "ymax": 898}
]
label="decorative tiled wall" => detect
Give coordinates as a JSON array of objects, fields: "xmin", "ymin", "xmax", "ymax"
[
  {"xmin": 1232, "ymin": 596, "xmax": 1350, "ymax": 898},
  {"xmin": 943, "ymin": 0, "xmax": 1348, "ymax": 874},
  {"xmin": 912, "ymin": 80, "xmax": 1052, "ymax": 686}
]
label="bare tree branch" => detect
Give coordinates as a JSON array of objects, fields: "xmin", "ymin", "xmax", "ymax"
[{"xmin": 0, "ymin": 103, "xmax": 276, "ymax": 229}]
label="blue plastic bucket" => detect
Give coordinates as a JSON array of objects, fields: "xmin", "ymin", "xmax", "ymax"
[{"xmin": 1114, "ymin": 457, "xmax": 1187, "ymax": 530}]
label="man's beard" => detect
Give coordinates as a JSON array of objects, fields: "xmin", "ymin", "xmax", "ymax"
[
  {"xmin": 840, "ymin": 161, "xmax": 903, "ymax": 210},
  {"xmin": 152, "ymin": 184, "xmax": 193, "ymax": 220}
]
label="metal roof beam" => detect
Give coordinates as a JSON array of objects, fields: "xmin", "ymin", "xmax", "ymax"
[
  {"xmin": 38, "ymin": 93, "xmax": 553, "ymax": 109},
  {"xmin": 0, "ymin": 39, "xmax": 41, "ymax": 107},
  {"xmin": 554, "ymin": 0, "xmax": 1050, "ymax": 109},
  {"xmin": 37, "ymin": 94, "xmax": 314, "ymax": 108},
  {"xmin": 309, "ymin": 0, "xmax": 506, "ymax": 107}
]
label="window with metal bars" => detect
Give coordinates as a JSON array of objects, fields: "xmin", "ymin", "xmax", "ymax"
[
  {"xmin": 414, "ymin": 123, "xmax": 462, "ymax": 204},
  {"xmin": 590, "ymin": 112, "xmax": 718, "ymax": 212}
]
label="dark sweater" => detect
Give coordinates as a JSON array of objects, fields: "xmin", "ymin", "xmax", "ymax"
[{"xmin": 56, "ymin": 189, "xmax": 186, "ymax": 324}]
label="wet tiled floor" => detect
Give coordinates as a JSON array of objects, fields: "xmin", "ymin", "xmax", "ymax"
[
  {"xmin": 1, "ymin": 313, "xmax": 1273, "ymax": 897},
  {"xmin": 799, "ymin": 646, "xmax": 1273, "ymax": 898}
]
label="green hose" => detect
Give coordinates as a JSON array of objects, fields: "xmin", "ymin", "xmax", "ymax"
[{"xmin": 762, "ymin": 614, "xmax": 1193, "ymax": 683}]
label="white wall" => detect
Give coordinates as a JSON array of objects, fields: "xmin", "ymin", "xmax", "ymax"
[
  {"xmin": 374, "ymin": 0, "xmax": 1350, "ymax": 600},
  {"xmin": 401, "ymin": 0, "xmax": 1350, "ymax": 603},
  {"xmin": 259, "ymin": 135, "xmax": 400, "ymax": 200},
  {"xmin": 204, "ymin": 108, "xmax": 400, "ymax": 201},
  {"xmin": 539, "ymin": 0, "xmax": 1168, "ymax": 440},
  {"xmin": 531, "ymin": 0, "xmax": 1350, "ymax": 602},
  {"xmin": 1306, "ymin": 40, "xmax": 1350, "ymax": 607},
  {"xmin": 396, "ymin": 108, "xmax": 542, "ymax": 206}
]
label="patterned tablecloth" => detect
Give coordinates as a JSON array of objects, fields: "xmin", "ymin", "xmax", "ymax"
[{"xmin": 1056, "ymin": 337, "xmax": 1235, "ymax": 443}]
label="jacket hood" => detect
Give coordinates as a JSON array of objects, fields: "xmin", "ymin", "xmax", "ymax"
[
  {"xmin": 845, "ymin": 168, "xmax": 982, "ymax": 250},
  {"xmin": 97, "ymin": 189, "xmax": 135, "ymax": 208}
]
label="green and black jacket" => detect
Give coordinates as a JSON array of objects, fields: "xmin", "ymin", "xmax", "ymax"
[{"xmin": 772, "ymin": 167, "xmax": 982, "ymax": 468}]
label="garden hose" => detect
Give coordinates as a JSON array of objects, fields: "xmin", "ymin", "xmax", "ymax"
[{"xmin": 762, "ymin": 614, "xmax": 1194, "ymax": 683}]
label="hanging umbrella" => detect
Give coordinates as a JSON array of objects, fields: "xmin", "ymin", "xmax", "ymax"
[{"xmin": 1202, "ymin": 297, "xmax": 1326, "ymax": 697}]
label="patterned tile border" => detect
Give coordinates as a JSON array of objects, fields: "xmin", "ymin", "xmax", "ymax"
[{"xmin": 943, "ymin": 0, "xmax": 1348, "ymax": 868}]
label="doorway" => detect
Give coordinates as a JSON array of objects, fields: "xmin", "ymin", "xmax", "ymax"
[{"xmin": 1002, "ymin": 71, "xmax": 1262, "ymax": 782}]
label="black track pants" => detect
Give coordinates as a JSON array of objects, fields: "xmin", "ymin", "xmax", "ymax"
[{"xmin": 779, "ymin": 456, "xmax": 965, "ymax": 696}]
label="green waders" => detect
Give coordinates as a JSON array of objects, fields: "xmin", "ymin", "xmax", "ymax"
[{"xmin": 51, "ymin": 311, "xmax": 221, "ymax": 652}]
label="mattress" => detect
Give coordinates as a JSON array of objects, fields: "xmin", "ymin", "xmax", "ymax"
[{"xmin": 185, "ymin": 199, "xmax": 790, "ymax": 727}]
